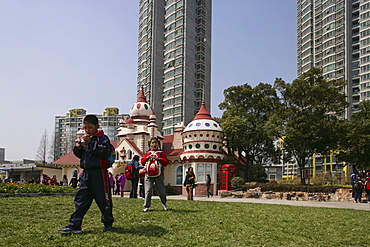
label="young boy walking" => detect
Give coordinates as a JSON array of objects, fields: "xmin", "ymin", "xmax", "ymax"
[{"xmin": 58, "ymin": 115, "xmax": 114, "ymax": 234}]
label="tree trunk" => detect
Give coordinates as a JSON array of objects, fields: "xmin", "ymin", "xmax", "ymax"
[{"xmin": 244, "ymin": 165, "xmax": 249, "ymax": 182}]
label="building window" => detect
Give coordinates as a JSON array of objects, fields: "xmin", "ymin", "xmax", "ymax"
[
  {"xmin": 197, "ymin": 163, "xmax": 205, "ymax": 182},
  {"xmin": 176, "ymin": 166, "xmax": 183, "ymax": 185}
]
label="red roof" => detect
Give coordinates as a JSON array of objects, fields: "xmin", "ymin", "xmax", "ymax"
[
  {"xmin": 162, "ymin": 135, "xmax": 174, "ymax": 154},
  {"xmin": 137, "ymin": 86, "xmax": 147, "ymax": 103},
  {"xmin": 167, "ymin": 148, "xmax": 183, "ymax": 157},
  {"xmin": 126, "ymin": 118, "xmax": 134, "ymax": 124},
  {"xmin": 193, "ymin": 102, "xmax": 212, "ymax": 120},
  {"xmin": 162, "ymin": 135, "xmax": 183, "ymax": 156},
  {"xmin": 125, "ymin": 139, "xmax": 145, "ymax": 157},
  {"xmin": 53, "ymin": 151, "xmax": 79, "ymax": 164}
]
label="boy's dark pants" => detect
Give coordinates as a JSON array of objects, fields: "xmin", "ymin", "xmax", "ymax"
[
  {"xmin": 130, "ymin": 177, "xmax": 139, "ymax": 198},
  {"xmin": 67, "ymin": 168, "xmax": 114, "ymax": 229}
]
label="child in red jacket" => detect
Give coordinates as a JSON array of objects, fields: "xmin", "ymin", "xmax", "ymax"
[{"xmin": 141, "ymin": 137, "xmax": 169, "ymax": 212}]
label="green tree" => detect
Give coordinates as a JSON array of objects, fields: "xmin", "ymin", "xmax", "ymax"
[
  {"xmin": 248, "ymin": 163, "xmax": 268, "ymax": 182},
  {"xmin": 275, "ymin": 67, "xmax": 348, "ymax": 184},
  {"xmin": 337, "ymin": 100, "xmax": 370, "ymax": 172},
  {"xmin": 218, "ymin": 83, "xmax": 281, "ymax": 181}
]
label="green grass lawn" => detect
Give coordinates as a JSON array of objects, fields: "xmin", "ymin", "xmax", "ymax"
[{"xmin": 0, "ymin": 196, "xmax": 369, "ymax": 247}]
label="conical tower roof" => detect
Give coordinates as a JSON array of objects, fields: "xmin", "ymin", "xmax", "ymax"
[
  {"xmin": 137, "ymin": 86, "xmax": 148, "ymax": 103},
  {"xmin": 183, "ymin": 102, "xmax": 221, "ymax": 132},
  {"xmin": 193, "ymin": 102, "xmax": 212, "ymax": 120},
  {"xmin": 130, "ymin": 86, "xmax": 152, "ymax": 120}
]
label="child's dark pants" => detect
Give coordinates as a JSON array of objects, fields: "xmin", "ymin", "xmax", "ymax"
[{"xmin": 66, "ymin": 168, "xmax": 114, "ymax": 229}]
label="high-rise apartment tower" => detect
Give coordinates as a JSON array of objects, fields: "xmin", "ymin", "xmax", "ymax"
[
  {"xmin": 297, "ymin": 0, "xmax": 370, "ymax": 118},
  {"xmin": 54, "ymin": 108, "xmax": 129, "ymax": 160},
  {"xmin": 137, "ymin": 0, "xmax": 212, "ymax": 135}
]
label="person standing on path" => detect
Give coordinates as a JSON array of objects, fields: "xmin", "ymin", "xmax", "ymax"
[
  {"xmin": 183, "ymin": 167, "xmax": 196, "ymax": 200},
  {"xmin": 109, "ymin": 172, "xmax": 115, "ymax": 196},
  {"xmin": 117, "ymin": 172, "xmax": 126, "ymax": 197},
  {"xmin": 206, "ymin": 174, "xmax": 213, "ymax": 198},
  {"xmin": 141, "ymin": 137, "xmax": 169, "ymax": 212},
  {"xmin": 69, "ymin": 170, "xmax": 78, "ymax": 189},
  {"xmin": 129, "ymin": 155, "xmax": 143, "ymax": 198},
  {"xmin": 353, "ymin": 174, "xmax": 364, "ymax": 203}
]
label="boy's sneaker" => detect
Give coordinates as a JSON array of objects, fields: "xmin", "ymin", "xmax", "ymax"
[
  {"xmin": 58, "ymin": 227, "xmax": 82, "ymax": 234},
  {"xmin": 163, "ymin": 204, "xmax": 169, "ymax": 211},
  {"xmin": 142, "ymin": 207, "xmax": 149, "ymax": 212},
  {"xmin": 103, "ymin": 225, "xmax": 112, "ymax": 232}
]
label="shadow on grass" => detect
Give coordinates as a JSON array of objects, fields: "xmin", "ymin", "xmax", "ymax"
[
  {"xmin": 112, "ymin": 224, "xmax": 167, "ymax": 237},
  {"xmin": 136, "ymin": 208, "xmax": 201, "ymax": 213},
  {"xmin": 168, "ymin": 209, "xmax": 202, "ymax": 213}
]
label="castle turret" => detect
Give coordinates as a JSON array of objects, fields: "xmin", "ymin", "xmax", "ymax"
[
  {"xmin": 180, "ymin": 102, "xmax": 224, "ymax": 162},
  {"xmin": 130, "ymin": 86, "xmax": 152, "ymax": 125}
]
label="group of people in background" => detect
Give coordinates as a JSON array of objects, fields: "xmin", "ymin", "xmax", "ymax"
[
  {"xmin": 2, "ymin": 176, "xmax": 40, "ymax": 184},
  {"xmin": 350, "ymin": 170, "xmax": 370, "ymax": 203},
  {"xmin": 1, "ymin": 173, "xmax": 77, "ymax": 187},
  {"xmin": 41, "ymin": 171, "xmax": 79, "ymax": 187},
  {"xmin": 108, "ymin": 154, "xmax": 144, "ymax": 198},
  {"xmin": 109, "ymin": 172, "xmax": 126, "ymax": 198}
]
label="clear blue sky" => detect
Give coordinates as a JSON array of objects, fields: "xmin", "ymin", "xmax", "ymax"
[{"xmin": 0, "ymin": 0, "xmax": 296, "ymax": 161}]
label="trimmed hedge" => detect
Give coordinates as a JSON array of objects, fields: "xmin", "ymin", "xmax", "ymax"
[
  {"xmin": 239, "ymin": 183, "xmax": 349, "ymax": 194},
  {"xmin": 0, "ymin": 183, "xmax": 77, "ymax": 194},
  {"xmin": 231, "ymin": 177, "xmax": 245, "ymax": 189}
]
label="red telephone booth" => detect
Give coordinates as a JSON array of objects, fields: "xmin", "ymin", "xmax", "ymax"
[{"xmin": 220, "ymin": 164, "xmax": 237, "ymax": 191}]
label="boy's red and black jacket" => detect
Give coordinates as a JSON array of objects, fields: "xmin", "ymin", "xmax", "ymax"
[{"xmin": 73, "ymin": 130, "xmax": 112, "ymax": 169}]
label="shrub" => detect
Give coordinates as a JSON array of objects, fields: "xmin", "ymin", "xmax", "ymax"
[
  {"xmin": 239, "ymin": 182, "xmax": 347, "ymax": 193},
  {"xmin": 231, "ymin": 177, "xmax": 245, "ymax": 189},
  {"xmin": 165, "ymin": 183, "xmax": 177, "ymax": 195},
  {"xmin": 268, "ymin": 180, "xmax": 278, "ymax": 185},
  {"xmin": 277, "ymin": 178, "xmax": 301, "ymax": 185},
  {"xmin": 0, "ymin": 183, "xmax": 77, "ymax": 194},
  {"xmin": 153, "ymin": 183, "xmax": 178, "ymax": 195},
  {"xmin": 310, "ymin": 175, "xmax": 328, "ymax": 185}
]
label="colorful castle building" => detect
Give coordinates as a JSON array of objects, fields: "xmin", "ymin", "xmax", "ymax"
[{"xmin": 54, "ymin": 87, "xmax": 225, "ymax": 196}]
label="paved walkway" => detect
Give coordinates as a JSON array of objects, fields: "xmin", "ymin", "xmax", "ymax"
[
  {"xmin": 114, "ymin": 193, "xmax": 370, "ymax": 211},
  {"xmin": 164, "ymin": 195, "xmax": 370, "ymax": 211}
]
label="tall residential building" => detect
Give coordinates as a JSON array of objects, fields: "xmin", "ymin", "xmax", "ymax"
[
  {"xmin": 0, "ymin": 148, "xmax": 4, "ymax": 161},
  {"xmin": 296, "ymin": 0, "xmax": 368, "ymax": 118},
  {"xmin": 137, "ymin": 0, "xmax": 212, "ymax": 136},
  {"xmin": 54, "ymin": 108, "xmax": 129, "ymax": 160}
]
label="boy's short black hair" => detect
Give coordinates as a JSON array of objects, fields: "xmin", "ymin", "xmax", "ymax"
[{"xmin": 83, "ymin": 115, "xmax": 99, "ymax": 125}]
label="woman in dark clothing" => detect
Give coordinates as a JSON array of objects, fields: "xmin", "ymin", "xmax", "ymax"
[
  {"xmin": 183, "ymin": 167, "xmax": 196, "ymax": 200},
  {"xmin": 129, "ymin": 155, "xmax": 144, "ymax": 198},
  {"xmin": 69, "ymin": 171, "xmax": 78, "ymax": 189},
  {"xmin": 114, "ymin": 174, "xmax": 120, "ymax": 195},
  {"xmin": 206, "ymin": 174, "xmax": 213, "ymax": 198}
]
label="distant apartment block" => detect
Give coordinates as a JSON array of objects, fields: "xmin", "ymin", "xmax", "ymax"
[
  {"xmin": 54, "ymin": 108, "xmax": 129, "ymax": 160},
  {"xmin": 137, "ymin": 0, "xmax": 212, "ymax": 135},
  {"xmin": 297, "ymin": 0, "xmax": 370, "ymax": 118},
  {"xmin": 0, "ymin": 148, "xmax": 4, "ymax": 161}
]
